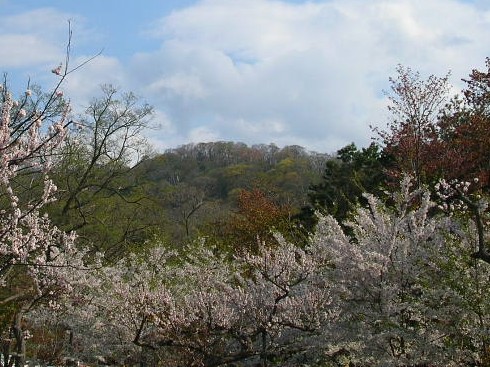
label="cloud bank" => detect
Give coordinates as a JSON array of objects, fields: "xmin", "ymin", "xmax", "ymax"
[
  {"xmin": 132, "ymin": 0, "xmax": 490, "ymax": 151},
  {"xmin": 2, "ymin": 0, "xmax": 490, "ymax": 152}
]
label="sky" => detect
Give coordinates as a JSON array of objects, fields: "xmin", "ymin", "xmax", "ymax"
[{"xmin": 1, "ymin": 0, "xmax": 490, "ymax": 153}]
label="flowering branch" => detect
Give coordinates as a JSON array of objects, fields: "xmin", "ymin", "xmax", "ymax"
[{"xmin": 435, "ymin": 178, "xmax": 490, "ymax": 264}]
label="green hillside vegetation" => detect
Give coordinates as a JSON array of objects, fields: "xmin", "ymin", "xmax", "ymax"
[{"xmin": 127, "ymin": 141, "xmax": 332, "ymax": 248}]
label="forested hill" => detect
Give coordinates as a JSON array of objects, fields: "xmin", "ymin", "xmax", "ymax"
[
  {"xmin": 131, "ymin": 141, "xmax": 332, "ymax": 244},
  {"xmin": 137, "ymin": 141, "xmax": 330, "ymax": 199}
]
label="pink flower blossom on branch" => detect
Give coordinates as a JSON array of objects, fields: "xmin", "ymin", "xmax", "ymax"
[
  {"xmin": 51, "ymin": 64, "xmax": 62, "ymax": 76},
  {"xmin": 0, "ymin": 77, "xmax": 74, "ymax": 312}
]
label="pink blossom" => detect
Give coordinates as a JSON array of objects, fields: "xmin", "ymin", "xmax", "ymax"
[{"xmin": 52, "ymin": 64, "xmax": 62, "ymax": 76}]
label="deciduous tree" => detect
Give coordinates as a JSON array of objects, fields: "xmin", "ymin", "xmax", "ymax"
[
  {"xmin": 375, "ymin": 65, "xmax": 451, "ymax": 186},
  {"xmin": 0, "ymin": 66, "xmax": 79, "ymax": 367},
  {"xmin": 48, "ymin": 85, "xmax": 155, "ymax": 258}
]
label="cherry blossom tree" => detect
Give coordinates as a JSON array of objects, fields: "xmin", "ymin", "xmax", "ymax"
[
  {"xmin": 0, "ymin": 80, "xmax": 76, "ymax": 366},
  {"xmin": 39, "ymin": 236, "xmax": 336, "ymax": 366},
  {"xmin": 374, "ymin": 65, "xmax": 451, "ymax": 187},
  {"xmin": 314, "ymin": 176, "xmax": 490, "ymax": 365},
  {"xmin": 0, "ymin": 32, "xmax": 98, "ymax": 365}
]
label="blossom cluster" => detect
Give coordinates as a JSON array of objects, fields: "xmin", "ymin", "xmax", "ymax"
[{"xmin": 0, "ymin": 82, "xmax": 72, "ymax": 280}]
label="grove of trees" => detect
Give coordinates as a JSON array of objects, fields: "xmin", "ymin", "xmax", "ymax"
[{"xmin": 1, "ymin": 42, "xmax": 490, "ymax": 367}]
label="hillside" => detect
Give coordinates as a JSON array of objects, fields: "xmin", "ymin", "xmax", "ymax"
[{"xmin": 132, "ymin": 141, "xmax": 332, "ymax": 244}]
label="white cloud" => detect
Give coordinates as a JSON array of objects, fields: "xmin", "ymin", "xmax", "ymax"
[
  {"xmin": 3, "ymin": 1, "xmax": 490, "ymax": 153},
  {"xmin": 62, "ymin": 55, "xmax": 126, "ymax": 111},
  {"xmin": 144, "ymin": 109, "xmax": 180, "ymax": 151},
  {"xmin": 0, "ymin": 8, "xmax": 79, "ymax": 69},
  {"xmin": 0, "ymin": 35, "xmax": 60, "ymax": 68},
  {"xmin": 133, "ymin": 0, "xmax": 490, "ymax": 152},
  {"xmin": 0, "ymin": 8, "xmax": 71, "ymax": 34},
  {"xmin": 151, "ymin": 0, "xmax": 329, "ymax": 61},
  {"xmin": 188, "ymin": 126, "xmax": 220, "ymax": 142},
  {"xmin": 146, "ymin": 73, "xmax": 209, "ymax": 100},
  {"xmin": 0, "ymin": 7, "xmax": 104, "ymax": 100}
]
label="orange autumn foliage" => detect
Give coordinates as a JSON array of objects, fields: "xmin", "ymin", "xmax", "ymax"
[{"xmin": 227, "ymin": 188, "xmax": 292, "ymax": 253}]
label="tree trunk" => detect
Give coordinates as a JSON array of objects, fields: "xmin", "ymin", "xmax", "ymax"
[
  {"xmin": 2, "ymin": 337, "xmax": 12, "ymax": 367},
  {"xmin": 260, "ymin": 329, "xmax": 268, "ymax": 367},
  {"xmin": 11, "ymin": 312, "xmax": 25, "ymax": 367}
]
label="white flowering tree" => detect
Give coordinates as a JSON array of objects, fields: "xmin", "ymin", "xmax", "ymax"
[
  {"xmin": 0, "ymin": 56, "xmax": 89, "ymax": 366},
  {"xmin": 313, "ymin": 176, "xmax": 490, "ymax": 365},
  {"xmin": 41, "ymin": 236, "xmax": 336, "ymax": 366}
]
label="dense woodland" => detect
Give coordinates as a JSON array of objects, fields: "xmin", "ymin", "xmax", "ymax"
[{"xmin": 2, "ymin": 55, "xmax": 490, "ymax": 367}]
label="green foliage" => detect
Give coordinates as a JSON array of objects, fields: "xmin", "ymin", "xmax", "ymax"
[
  {"xmin": 45, "ymin": 85, "xmax": 161, "ymax": 259},
  {"xmin": 300, "ymin": 142, "xmax": 388, "ymax": 231},
  {"xmin": 131, "ymin": 142, "xmax": 329, "ymax": 246}
]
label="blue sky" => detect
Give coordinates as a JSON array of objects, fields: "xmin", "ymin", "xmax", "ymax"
[{"xmin": 1, "ymin": 0, "xmax": 490, "ymax": 153}]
